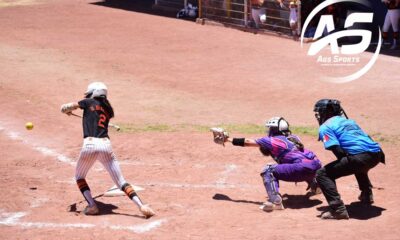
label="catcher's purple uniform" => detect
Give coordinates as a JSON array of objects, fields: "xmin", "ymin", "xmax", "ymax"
[{"xmin": 256, "ymin": 135, "xmax": 321, "ymax": 194}]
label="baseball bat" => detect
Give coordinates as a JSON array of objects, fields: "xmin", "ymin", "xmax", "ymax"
[{"xmin": 69, "ymin": 112, "xmax": 121, "ymax": 131}]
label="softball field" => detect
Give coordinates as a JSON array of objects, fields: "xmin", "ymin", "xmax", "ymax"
[{"xmin": 0, "ymin": 0, "xmax": 399, "ymax": 239}]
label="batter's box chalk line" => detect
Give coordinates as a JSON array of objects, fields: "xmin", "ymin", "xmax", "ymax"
[{"xmin": 0, "ymin": 209, "xmax": 167, "ymax": 233}]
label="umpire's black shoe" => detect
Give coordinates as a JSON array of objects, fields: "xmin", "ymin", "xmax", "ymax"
[
  {"xmin": 358, "ymin": 191, "xmax": 374, "ymax": 205},
  {"xmin": 320, "ymin": 209, "xmax": 349, "ymax": 220}
]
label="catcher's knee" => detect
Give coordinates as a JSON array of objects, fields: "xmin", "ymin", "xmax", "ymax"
[
  {"xmin": 260, "ymin": 164, "xmax": 276, "ymax": 179},
  {"xmin": 76, "ymin": 178, "xmax": 90, "ymax": 193},
  {"xmin": 121, "ymin": 183, "xmax": 137, "ymax": 199}
]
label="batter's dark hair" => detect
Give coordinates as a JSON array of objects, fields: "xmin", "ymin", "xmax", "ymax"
[{"xmin": 94, "ymin": 96, "xmax": 114, "ymax": 119}]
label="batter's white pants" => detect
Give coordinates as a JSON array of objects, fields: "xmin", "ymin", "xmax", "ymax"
[
  {"xmin": 383, "ymin": 9, "xmax": 400, "ymax": 33},
  {"xmin": 75, "ymin": 137, "xmax": 126, "ymax": 188}
]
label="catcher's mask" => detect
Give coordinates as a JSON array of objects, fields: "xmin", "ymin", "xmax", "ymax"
[
  {"xmin": 265, "ymin": 117, "xmax": 290, "ymax": 137},
  {"xmin": 85, "ymin": 82, "xmax": 108, "ymax": 99},
  {"xmin": 313, "ymin": 99, "xmax": 348, "ymax": 125}
]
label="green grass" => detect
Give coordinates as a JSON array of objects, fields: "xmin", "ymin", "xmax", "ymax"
[
  {"xmin": 115, "ymin": 123, "xmax": 400, "ymax": 144},
  {"xmin": 120, "ymin": 124, "xmax": 174, "ymax": 133},
  {"xmin": 116, "ymin": 123, "xmax": 319, "ymax": 137},
  {"xmin": 290, "ymin": 126, "xmax": 319, "ymax": 137},
  {"xmin": 369, "ymin": 132, "xmax": 400, "ymax": 144}
]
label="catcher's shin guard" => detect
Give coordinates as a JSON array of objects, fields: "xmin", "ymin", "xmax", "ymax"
[{"xmin": 261, "ymin": 165, "xmax": 281, "ymax": 204}]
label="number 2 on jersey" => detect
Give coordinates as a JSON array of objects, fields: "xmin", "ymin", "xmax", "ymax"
[{"xmin": 98, "ymin": 114, "xmax": 107, "ymax": 128}]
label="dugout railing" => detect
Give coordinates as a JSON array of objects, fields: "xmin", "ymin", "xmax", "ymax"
[
  {"xmin": 199, "ymin": 0, "xmax": 300, "ymax": 36},
  {"xmin": 153, "ymin": 0, "xmax": 302, "ymax": 37}
]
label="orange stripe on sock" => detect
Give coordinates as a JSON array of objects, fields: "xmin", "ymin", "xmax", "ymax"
[
  {"xmin": 77, "ymin": 179, "xmax": 88, "ymax": 190},
  {"xmin": 123, "ymin": 185, "xmax": 135, "ymax": 198}
]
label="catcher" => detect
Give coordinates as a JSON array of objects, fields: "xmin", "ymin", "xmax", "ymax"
[
  {"xmin": 60, "ymin": 82, "xmax": 155, "ymax": 218},
  {"xmin": 211, "ymin": 117, "xmax": 322, "ymax": 212}
]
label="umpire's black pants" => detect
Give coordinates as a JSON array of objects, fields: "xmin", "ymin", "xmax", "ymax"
[{"xmin": 316, "ymin": 151, "xmax": 385, "ymax": 209}]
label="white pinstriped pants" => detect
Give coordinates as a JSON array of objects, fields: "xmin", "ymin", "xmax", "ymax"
[
  {"xmin": 75, "ymin": 137, "xmax": 126, "ymax": 188},
  {"xmin": 383, "ymin": 9, "xmax": 400, "ymax": 33}
]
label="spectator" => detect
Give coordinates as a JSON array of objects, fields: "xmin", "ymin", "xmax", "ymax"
[
  {"xmin": 251, "ymin": 0, "xmax": 267, "ymax": 29},
  {"xmin": 382, "ymin": 0, "xmax": 400, "ymax": 49}
]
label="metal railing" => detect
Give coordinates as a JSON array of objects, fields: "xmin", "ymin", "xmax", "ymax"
[
  {"xmin": 154, "ymin": 0, "xmax": 302, "ymax": 36},
  {"xmin": 199, "ymin": 0, "xmax": 302, "ymax": 36}
]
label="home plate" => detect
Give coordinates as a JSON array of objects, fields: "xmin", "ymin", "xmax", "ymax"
[{"xmin": 103, "ymin": 185, "xmax": 144, "ymax": 197}]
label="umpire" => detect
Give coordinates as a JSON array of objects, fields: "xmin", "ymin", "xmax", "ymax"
[{"xmin": 313, "ymin": 99, "xmax": 385, "ymax": 220}]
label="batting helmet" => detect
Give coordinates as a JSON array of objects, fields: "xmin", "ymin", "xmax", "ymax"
[
  {"xmin": 85, "ymin": 82, "xmax": 108, "ymax": 98},
  {"xmin": 265, "ymin": 117, "xmax": 290, "ymax": 136}
]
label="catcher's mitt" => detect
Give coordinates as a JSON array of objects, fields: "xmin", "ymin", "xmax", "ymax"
[{"xmin": 210, "ymin": 127, "xmax": 229, "ymax": 147}]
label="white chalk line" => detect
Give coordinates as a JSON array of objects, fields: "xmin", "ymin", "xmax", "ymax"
[
  {"xmin": 138, "ymin": 182, "xmax": 252, "ymax": 189},
  {"xmin": 55, "ymin": 179, "xmax": 253, "ymax": 190},
  {"xmin": 0, "ymin": 121, "xmax": 162, "ymax": 168},
  {"xmin": 0, "ymin": 121, "xmax": 219, "ymax": 168},
  {"xmin": 0, "ymin": 210, "xmax": 167, "ymax": 234},
  {"xmin": 0, "ymin": 122, "xmax": 75, "ymax": 165},
  {"xmin": 30, "ymin": 197, "xmax": 49, "ymax": 208},
  {"xmin": 216, "ymin": 164, "xmax": 237, "ymax": 187},
  {"xmin": 0, "ymin": 120, "xmax": 249, "ymax": 190}
]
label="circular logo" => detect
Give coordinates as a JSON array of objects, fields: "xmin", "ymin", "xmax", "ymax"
[{"xmin": 300, "ymin": 0, "xmax": 382, "ymax": 83}]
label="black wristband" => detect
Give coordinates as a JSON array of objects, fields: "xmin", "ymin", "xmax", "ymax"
[{"xmin": 232, "ymin": 138, "xmax": 245, "ymax": 147}]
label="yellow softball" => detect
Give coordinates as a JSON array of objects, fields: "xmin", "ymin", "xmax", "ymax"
[{"xmin": 25, "ymin": 122, "xmax": 34, "ymax": 130}]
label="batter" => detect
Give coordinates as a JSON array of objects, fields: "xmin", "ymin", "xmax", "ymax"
[{"xmin": 61, "ymin": 82, "xmax": 155, "ymax": 218}]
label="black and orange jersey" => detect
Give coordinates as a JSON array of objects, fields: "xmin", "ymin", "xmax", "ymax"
[{"xmin": 78, "ymin": 98, "xmax": 111, "ymax": 138}]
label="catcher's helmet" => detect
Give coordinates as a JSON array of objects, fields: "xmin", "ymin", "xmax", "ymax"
[
  {"xmin": 85, "ymin": 82, "xmax": 108, "ymax": 98},
  {"xmin": 265, "ymin": 117, "xmax": 290, "ymax": 136},
  {"xmin": 313, "ymin": 99, "xmax": 347, "ymax": 125}
]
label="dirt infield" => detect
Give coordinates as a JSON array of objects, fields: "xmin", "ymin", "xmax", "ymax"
[{"xmin": 1, "ymin": 1, "xmax": 399, "ymax": 239}]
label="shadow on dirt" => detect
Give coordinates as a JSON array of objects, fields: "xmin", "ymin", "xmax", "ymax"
[
  {"xmin": 212, "ymin": 193, "xmax": 264, "ymax": 205},
  {"xmin": 281, "ymin": 194, "xmax": 323, "ymax": 209},
  {"xmin": 90, "ymin": 0, "xmax": 194, "ymax": 21},
  {"xmin": 366, "ymin": 44, "xmax": 400, "ymax": 58},
  {"xmin": 68, "ymin": 198, "xmax": 143, "ymax": 218},
  {"xmin": 316, "ymin": 202, "xmax": 386, "ymax": 220},
  {"xmin": 213, "ymin": 193, "xmax": 322, "ymax": 209}
]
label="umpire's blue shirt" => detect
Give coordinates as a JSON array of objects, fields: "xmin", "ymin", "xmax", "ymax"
[{"xmin": 319, "ymin": 116, "xmax": 381, "ymax": 155}]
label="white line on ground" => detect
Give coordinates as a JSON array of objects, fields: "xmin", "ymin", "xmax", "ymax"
[
  {"xmin": 140, "ymin": 181, "xmax": 252, "ymax": 189},
  {"xmin": 110, "ymin": 218, "xmax": 167, "ymax": 233},
  {"xmin": 0, "ymin": 122, "xmax": 75, "ymax": 165},
  {"xmin": 216, "ymin": 164, "xmax": 237, "ymax": 187},
  {"xmin": 34, "ymin": 146, "xmax": 75, "ymax": 165},
  {"xmin": 0, "ymin": 120, "xmax": 248, "ymax": 191},
  {"xmin": 0, "ymin": 210, "xmax": 167, "ymax": 234},
  {"xmin": 56, "ymin": 179, "xmax": 253, "ymax": 190},
  {"xmin": 30, "ymin": 197, "xmax": 49, "ymax": 208}
]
